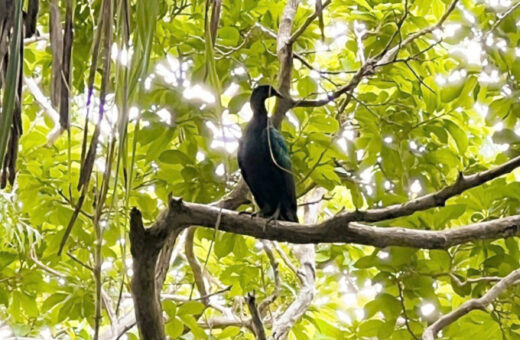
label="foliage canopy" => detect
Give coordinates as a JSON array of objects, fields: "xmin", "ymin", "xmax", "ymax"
[{"xmin": 1, "ymin": 0, "xmax": 520, "ymax": 339}]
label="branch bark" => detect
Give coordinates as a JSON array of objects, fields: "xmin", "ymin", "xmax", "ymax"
[
  {"xmin": 157, "ymin": 201, "xmax": 520, "ymax": 248},
  {"xmin": 23, "ymin": 77, "xmax": 63, "ymax": 144},
  {"xmin": 273, "ymin": 0, "xmax": 301, "ymax": 128},
  {"xmin": 129, "ymin": 207, "xmax": 171, "ymax": 340},
  {"xmin": 247, "ymin": 293, "xmax": 267, "ymax": 340},
  {"xmin": 185, "ymin": 227, "xmax": 209, "ymax": 305},
  {"xmin": 338, "ymin": 154, "xmax": 520, "ymax": 223},
  {"xmin": 128, "ymin": 152, "xmax": 520, "ymax": 337},
  {"xmin": 422, "ymin": 268, "xmax": 520, "ymax": 340},
  {"xmin": 288, "ymin": 0, "xmax": 332, "ymax": 44}
]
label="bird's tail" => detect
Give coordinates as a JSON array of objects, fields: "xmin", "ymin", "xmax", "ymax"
[{"xmin": 280, "ymin": 209, "xmax": 298, "ymax": 223}]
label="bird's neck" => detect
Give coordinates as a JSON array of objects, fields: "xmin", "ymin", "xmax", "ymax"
[{"xmin": 251, "ymin": 101, "xmax": 268, "ymax": 127}]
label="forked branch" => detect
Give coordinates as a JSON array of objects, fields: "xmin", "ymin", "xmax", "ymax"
[{"xmin": 423, "ymin": 268, "xmax": 520, "ymax": 340}]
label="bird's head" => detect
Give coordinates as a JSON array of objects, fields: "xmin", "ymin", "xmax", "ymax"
[{"xmin": 250, "ymin": 85, "xmax": 281, "ymax": 115}]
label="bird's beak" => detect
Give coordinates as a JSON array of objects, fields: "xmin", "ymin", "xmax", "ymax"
[{"xmin": 270, "ymin": 88, "xmax": 282, "ymax": 98}]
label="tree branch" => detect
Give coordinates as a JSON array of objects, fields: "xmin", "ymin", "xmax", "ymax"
[
  {"xmin": 23, "ymin": 77, "xmax": 63, "ymax": 144},
  {"xmin": 185, "ymin": 227, "xmax": 209, "ymax": 305},
  {"xmin": 291, "ymin": 0, "xmax": 459, "ymax": 108},
  {"xmin": 124, "ymin": 182, "xmax": 251, "ymax": 340},
  {"xmin": 449, "ymin": 273, "xmax": 503, "ymax": 288},
  {"xmin": 273, "ymin": 0, "xmax": 301, "ymax": 127},
  {"xmin": 294, "ymin": 53, "xmax": 356, "ymax": 75},
  {"xmin": 271, "ymin": 241, "xmax": 303, "ymax": 282},
  {"xmin": 258, "ymin": 241, "xmax": 281, "ymax": 314},
  {"xmin": 198, "ymin": 315, "xmax": 253, "ymax": 330},
  {"xmin": 377, "ymin": 0, "xmax": 458, "ymax": 65},
  {"xmin": 129, "ymin": 208, "xmax": 170, "ymax": 340},
  {"xmin": 483, "ymin": 1, "xmax": 520, "ymax": 39},
  {"xmin": 159, "ymin": 200, "xmax": 520, "ymax": 248},
  {"xmin": 288, "ymin": 0, "xmax": 332, "ymax": 44},
  {"xmin": 423, "ymin": 268, "xmax": 520, "ymax": 340},
  {"xmin": 128, "ymin": 152, "xmax": 520, "ymax": 337},
  {"xmin": 339, "ymin": 154, "xmax": 520, "ymax": 223},
  {"xmin": 397, "ymin": 279, "xmax": 419, "ymax": 340},
  {"xmin": 271, "ymin": 189, "xmax": 322, "ymax": 339},
  {"xmin": 29, "ymin": 246, "xmax": 66, "ymax": 278},
  {"xmin": 247, "ymin": 293, "xmax": 267, "ymax": 340}
]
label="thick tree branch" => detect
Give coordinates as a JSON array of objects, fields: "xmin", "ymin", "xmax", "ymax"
[
  {"xmin": 129, "ymin": 208, "xmax": 171, "ymax": 340},
  {"xmin": 273, "ymin": 0, "xmax": 301, "ymax": 127},
  {"xmin": 159, "ymin": 201, "xmax": 520, "ymax": 248},
  {"xmin": 422, "ymin": 268, "xmax": 520, "ymax": 340},
  {"xmin": 140, "ymin": 153, "xmax": 520, "ymax": 249},
  {"xmin": 128, "ymin": 152, "xmax": 520, "ymax": 337},
  {"xmin": 122, "ymin": 182, "xmax": 251, "ymax": 340}
]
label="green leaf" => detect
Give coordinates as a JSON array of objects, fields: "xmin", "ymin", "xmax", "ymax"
[
  {"xmin": 219, "ymin": 27, "xmax": 240, "ymax": 46},
  {"xmin": 308, "ymin": 114, "xmax": 339, "ymax": 133},
  {"xmin": 297, "ymin": 76, "xmax": 317, "ymax": 97},
  {"xmin": 365, "ymin": 293, "xmax": 401, "ymax": 319},
  {"xmin": 215, "ymin": 232, "xmax": 235, "ymax": 258},
  {"xmin": 177, "ymin": 301, "xmax": 206, "ymax": 315},
  {"xmin": 228, "ymin": 93, "xmax": 250, "ymax": 114},
  {"xmin": 159, "ymin": 150, "xmax": 192, "ymax": 164},
  {"xmin": 163, "ymin": 300, "xmax": 177, "ymax": 317},
  {"xmin": 354, "ymin": 255, "xmax": 377, "ymax": 268},
  {"xmin": 179, "ymin": 314, "xmax": 207, "ymax": 339},
  {"xmin": 358, "ymin": 319, "xmax": 385, "ymax": 337},
  {"xmin": 444, "ymin": 119, "xmax": 468, "ymax": 154},
  {"xmin": 0, "ymin": 252, "xmax": 17, "ymax": 269},
  {"xmin": 165, "ymin": 317, "xmax": 184, "ymax": 338}
]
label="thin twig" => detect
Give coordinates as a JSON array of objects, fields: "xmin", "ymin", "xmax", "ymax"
[
  {"xmin": 292, "ymin": 0, "xmax": 459, "ymax": 108},
  {"xmin": 271, "ymin": 241, "xmax": 302, "ymax": 282},
  {"xmin": 258, "ymin": 241, "xmax": 281, "ymax": 314},
  {"xmin": 288, "ymin": 0, "xmax": 332, "ymax": 44},
  {"xmin": 484, "ymin": 1, "xmax": 520, "ymax": 39},
  {"xmin": 67, "ymin": 251, "xmax": 95, "ymax": 271},
  {"xmin": 397, "ymin": 280, "xmax": 419, "ymax": 340},
  {"xmin": 294, "ymin": 53, "xmax": 356, "ymax": 75},
  {"xmin": 448, "ymin": 273, "xmax": 503, "ymax": 287},
  {"xmin": 30, "ymin": 247, "xmax": 65, "ymax": 277}
]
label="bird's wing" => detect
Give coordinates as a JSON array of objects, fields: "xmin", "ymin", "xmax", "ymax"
[
  {"xmin": 265, "ymin": 126, "xmax": 299, "ymax": 222},
  {"xmin": 265, "ymin": 127, "xmax": 292, "ymax": 170},
  {"xmin": 237, "ymin": 141, "xmax": 268, "ymax": 210}
]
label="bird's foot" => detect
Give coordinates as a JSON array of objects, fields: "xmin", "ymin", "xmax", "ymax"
[
  {"xmin": 263, "ymin": 216, "xmax": 278, "ymax": 232},
  {"xmin": 238, "ymin": 211, "xmax": 259, "ymax": 219}
]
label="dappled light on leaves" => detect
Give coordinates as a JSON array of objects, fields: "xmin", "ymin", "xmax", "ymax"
[{"xmin": 1, "ymin": 0, "xmax": 520, "ymax": 338}]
